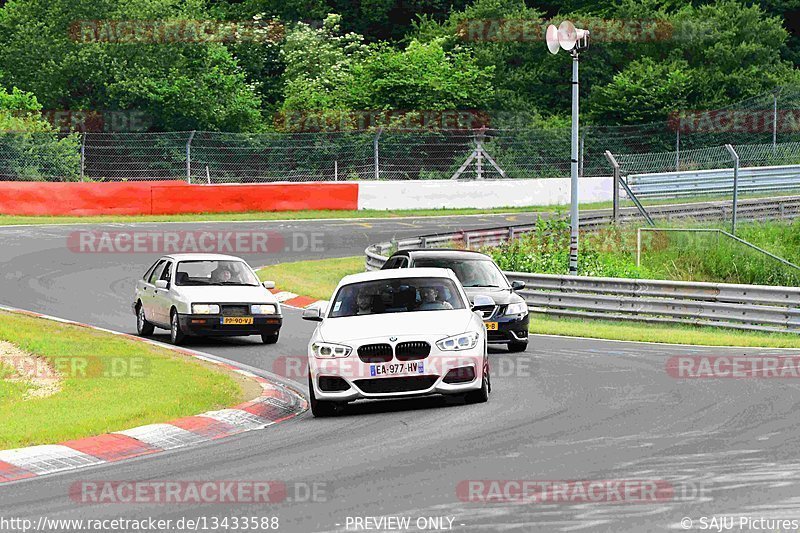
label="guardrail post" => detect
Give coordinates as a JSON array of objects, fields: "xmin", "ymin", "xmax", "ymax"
[
  {"xmin": 186, "ymin": 130, "xmax": 196, "ymax": 184},
  {"xmin": 508, "ymin": 227, "xmax": 515, "ymax": 241},
  {"xmin": 604, "ymin": 150, "xmax": 620, "ymax": 223},
  {"xmin": 419, "ymin": 236, "xmax": 427, "ymax": 249},
  {"xmin": 724, "ymin": 144, "xmax": 740, "ymax": 235}
]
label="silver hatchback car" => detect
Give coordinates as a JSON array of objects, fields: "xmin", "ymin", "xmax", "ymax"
[{"xmin": 133, "ymin": 253, "xmax": 282, "ymax": 345}]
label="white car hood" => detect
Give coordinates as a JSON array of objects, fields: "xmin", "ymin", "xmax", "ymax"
[
  {"xmin": 318, "ymin": 310, "xmax": 475, "ymax": 343},
  {"xmin": 175, "ymin": 285, "xmax": 278, "ymax": 304}
]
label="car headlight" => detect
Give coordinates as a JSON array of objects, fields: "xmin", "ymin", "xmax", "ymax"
[
  {"xmin": 251, "ymin": 304, "xmax": 276, "ymax": 315},
  {"xmin": 192, "ymin": 304, "xmax": 220, "ymax": 314},
  {"xmin": 505, "ymin": 302, "xmax": 528, "ymax": 316},
  {"xmin": 311, "ymin": 342, "xmax": 352, "ymax": 359},
  {"xmin": 437, "ymin": 332, "xmax": 480, "ymax": 351}
]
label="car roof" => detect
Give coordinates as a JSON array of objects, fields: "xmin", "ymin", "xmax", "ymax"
[
  {"xmin": 338, "ymin": 267, "xmax": 460, "ymax": 286},
  {"xmin": 391, "ymin": 249, "xmax": 493, "ymax": 260},
  {"xmin": 162, "ymin": 253, "xmax": 246, "ymax": 262}
]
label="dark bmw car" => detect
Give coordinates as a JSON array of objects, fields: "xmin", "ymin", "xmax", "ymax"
[{"xmin": 382, "ymin": 249, "xmax": 529, "ymax": 352}]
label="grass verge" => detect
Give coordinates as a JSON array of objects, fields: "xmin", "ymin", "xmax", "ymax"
[
  {"xmin": 0, "ymin": 310, "xmax": 252, "ymax": 449},
  {"xmin": 257, "ymin": 255, "xmax": 800, "ymax": 348},
  {"xmin": 530, "ymin": 314, "xmax": 800, "ymax": 348},
  {"xmin": 0, "ymin": 206, "xmax": 550, "ymax": 226},
  {"xmin": 257, "ymin": 256, "xmax": 365, "ymax": 301}
]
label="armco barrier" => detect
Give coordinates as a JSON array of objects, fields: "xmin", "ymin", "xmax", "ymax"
[
  {"xmin": 628, "ymin": 164, "xmax": 800, "ymax": 199},
  {"xmin": 365, "ymin": 196, "xmax": 800, "ymax": 333},
  {"xmin": 0, "ymin": 181, "xmax": 359, "ymax": 216}
]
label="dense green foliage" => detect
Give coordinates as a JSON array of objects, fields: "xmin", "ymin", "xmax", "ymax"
[
  {"xmin": 484, "ymin": 218, "xmax": 800, "ymax": 286},
  {"xmin": 0, "ymin": 0, "xmax": 795, "ymax": 133}
]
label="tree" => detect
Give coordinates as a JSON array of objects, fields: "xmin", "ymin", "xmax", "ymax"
[{"xmin": 0, "ymin": 0, "xmax": 263, "ymax": 131}]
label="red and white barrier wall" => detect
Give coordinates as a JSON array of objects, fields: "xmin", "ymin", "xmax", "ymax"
[{"xmin": 0, "ymin": 177, "xmax": 611, "ymax": 216}]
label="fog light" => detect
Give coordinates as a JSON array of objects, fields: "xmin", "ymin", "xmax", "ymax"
[{"xmin": 443, "ymin": 366, "xmax": 476, "ymax": 384}]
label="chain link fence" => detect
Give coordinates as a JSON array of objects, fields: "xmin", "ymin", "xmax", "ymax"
[{"xmin": 3, "ymin": 84, "xmax": 800, "ymax": 182}]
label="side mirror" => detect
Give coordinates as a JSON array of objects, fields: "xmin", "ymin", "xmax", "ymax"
[
  {"xmin": 511, "ymin": 280, "xmax": 526, "ymax": 291},
  {"xmin": 155, "ymin": 280, "xmax": 169, "ymax": 290},
  {"xmin": 472, "ymin": 295, "xmax": 496, "ymax": 310},
  {"xmin": 262, "ymin": 280, "xmax": 276, "ymax": 290},
  {"xmin": 302, "ymin": 307, "xmax": 324, "ymax": 322}
]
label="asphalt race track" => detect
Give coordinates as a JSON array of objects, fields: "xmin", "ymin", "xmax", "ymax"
[{"xmin": 2, "ymin": 214, "xmax": 800, "ymax": 532}]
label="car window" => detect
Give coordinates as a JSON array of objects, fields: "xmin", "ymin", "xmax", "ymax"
[
  {"xmin": 142, "ymin": 259, "xmax": 161, "ymax": 282},
  {"xmin": 329, "ymin": 277, "xmax": 465, "ymax": 318},
  {"xmin": 159, "ymin": 261, "xmax": 173, "ymax": 283},
  {"xmin": 396, "ymin": 257, "xmax": 409, "ymax": 268},
  {"xmin": 147, "ymin": 260, "xmax": 166, "ymax": 285},
  {"xmin": 414, "ymin": 258, "xmax": 509, "ymax": 288},
  {"xmin": 175, "ymin": 260, "xmax": 259, "ymax": 286}
]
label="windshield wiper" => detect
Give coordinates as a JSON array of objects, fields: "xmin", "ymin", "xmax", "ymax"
[{"xmin": 464, "ymin": 284, "xmax": 501, "ymax": 288}]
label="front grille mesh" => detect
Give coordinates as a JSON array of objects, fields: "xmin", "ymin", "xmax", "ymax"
[
  {"xmin": 221, "ymin": 305, "xmax": 249, "ymax": 316},
  {"xmin": 354, "ymin": 376, "xmax": 438, "ymax": 394},
  {"xmin": 358, "ymin": 343, "xmax": 393, "ymax": 363},
  {"xmin": 395, "ymin": 341, "xmax": 431, "ymax": 361}
]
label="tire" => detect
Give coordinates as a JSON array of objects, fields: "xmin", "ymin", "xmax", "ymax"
[
  {"xmin": 464, "ymin": 359, "xmax": 490, "ymax": 404},
  {"xmin": 170, "ymin": 309, "xmax": 185, "ymax": 345},
  {"xmin": 261, "ymin": 332, "xmax": 279, "ymax": 344},
  {"xmin": 136, "ymin": 302, "xmax": 155, "ymax": 337},
  {"xmin": 508, "ymin": 340, "xmax": 528, "ymax": 353},
  {"xmin": 308, "ymin": 374, "xmax": 340, "ymax": 417}
]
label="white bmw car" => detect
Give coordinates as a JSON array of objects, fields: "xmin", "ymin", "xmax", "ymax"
[
  {"xmin": 133, "ymin": 253, "xmax": 282, "ymax": 345},
  {"xmin": 303, "ymin": 268, "xmax": 492, "ymax": 417}
]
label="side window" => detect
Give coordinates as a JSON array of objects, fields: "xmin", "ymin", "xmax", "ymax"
[
  {"xmin": 384, "ymin": 258, "xmax": 398, "ymax": 269},
  {"xmin": 159, "ymin": 262, "xmax": 173, "ymax": 284},
  {"xmin": 147, "ymin": 260, "xmax": 166, "ymax": 285},
  {"xmin": 396, "ymin": 257, "xmax": 409, "ymax": 268},
  {"xmin": 142, "ymin": 260, "xmax": 160, "ymax": 282}
]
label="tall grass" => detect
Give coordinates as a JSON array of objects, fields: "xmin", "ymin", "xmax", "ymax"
[{"xmin": 483, "ymin": 218, "xmax": 800, "ymax": 286}]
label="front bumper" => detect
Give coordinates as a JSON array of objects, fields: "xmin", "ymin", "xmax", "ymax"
[
  {"xmin": 485, "ymin": 313, "xmax": 529, "ymax": 345},
  {"xmin": 309, "ymin": 349, "xmax": 485, "ymax": 402},
  {"xmin": 177, "ymin": 314, "xmax": 282, "ymax": 337}
]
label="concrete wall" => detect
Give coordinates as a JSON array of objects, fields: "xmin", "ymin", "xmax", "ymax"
[{"xmin": 358, "ymin": 177, "xmax": 612, "ymax": 210}]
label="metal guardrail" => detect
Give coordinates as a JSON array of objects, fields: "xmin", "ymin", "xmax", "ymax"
[
  {"xmin": 628, "ymin": 164, "xmax": 800, "ymax": 199},
  {"xmin": 364, "ymin": 196, "xmax": 800, "ymax": 333}
]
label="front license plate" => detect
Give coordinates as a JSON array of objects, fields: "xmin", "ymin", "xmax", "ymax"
[
  {"xmin": 370, "ymin": 362, "xmax": 424, "ymax": 377},
  {"xmin": 221, "ymin": 316, "xmax": 254, "ymax": 325},
  {"xmin": 485, "ymin": 322, "xmax": 499, "ymax": 330}
]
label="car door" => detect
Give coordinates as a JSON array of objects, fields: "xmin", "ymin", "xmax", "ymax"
[
  {"xmin": 152, "ymin": 260, "xmax": 174, "ymax": 325},
  {"xmin": 140, "ymin": 259, "xmax": 166, "ymax": 323}
]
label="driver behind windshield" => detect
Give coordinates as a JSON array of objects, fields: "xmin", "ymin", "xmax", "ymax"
[
  {"xmin": 211, "ymin": 265, "xmax": 232, "ymax": 283},
  {"xmin": 418, "ymin": 286, "xmax": 453, "ymax": 311}
]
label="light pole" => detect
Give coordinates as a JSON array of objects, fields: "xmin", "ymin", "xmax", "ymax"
[{"xmin": 547, "ymin": 22, "xmax": 589, "ymax": 275}]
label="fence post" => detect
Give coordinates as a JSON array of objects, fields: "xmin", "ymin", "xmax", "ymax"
[
  {"xmin": 79, "ymin": 132, "xmax": 86, "ymax": 181},
  {"xmin": 675, "ymin": 128, "xmax": 680, "ymax": 171},
  {"xmin": 374, "ymin": 127, "xmax": 382, "ymax": 180},
  {"xmin": 773, "ymin": 90, "xmax": 779, "ymax": 150},
  {"xmin": 579, "ymin": 128, "xmax": 586, "ymax": 177},
  {"xmin": 186, "ymin": 130, "xmax": 196, "ymax": 184},
  {"xmin": 724, "ymin": 144, "xmax": 740, "ymax": 236},
  {"xmin": 604, "ymin": 150, "xmax": 620, "ymax": 223}
]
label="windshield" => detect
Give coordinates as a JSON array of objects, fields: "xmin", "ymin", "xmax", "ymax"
[
  {"xmin": 414, "ymin": 258, "xmax": 509, "ymax": 289},
  {"xmin": 329, "ymin": 277, "xmax": 466, "ymax": 318},
  {"xmin": 175, "ymin": 260, "xmax": 260, "ymax": 286}
]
